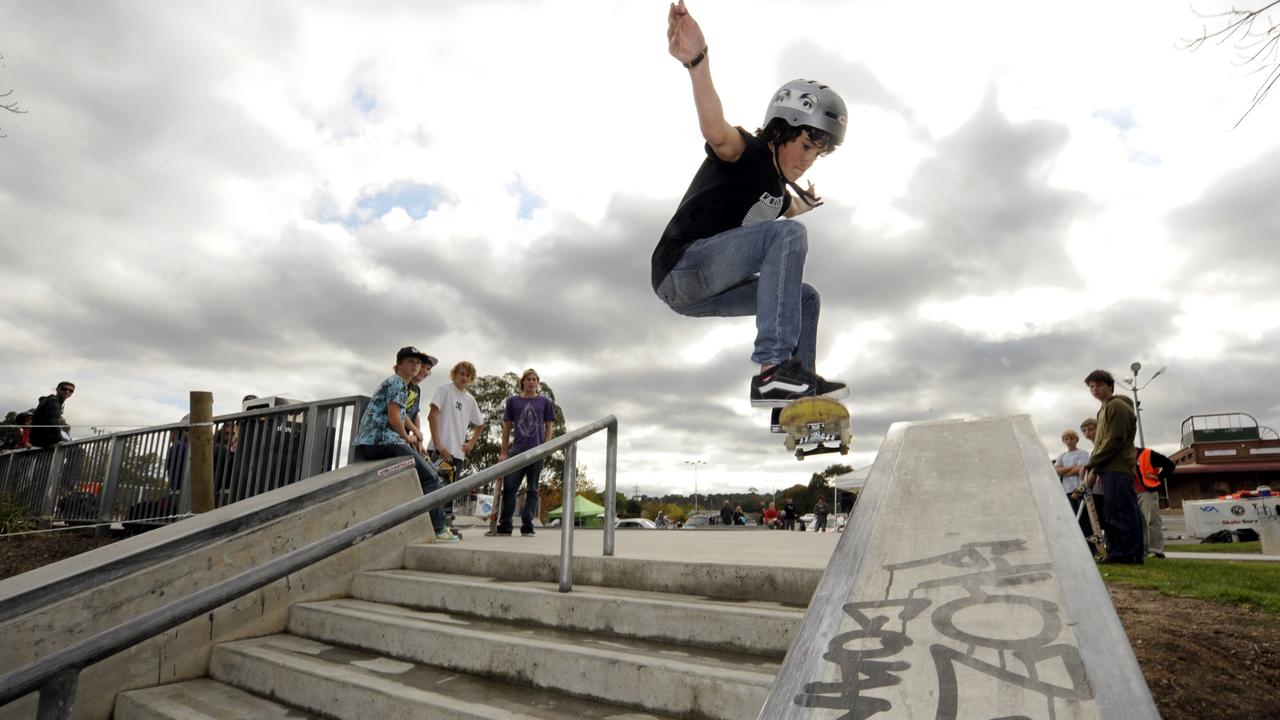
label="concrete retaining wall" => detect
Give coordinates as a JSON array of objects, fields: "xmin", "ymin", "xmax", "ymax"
[{"xmin": 0, "ymin": 459, "xmax": 431, "ymax": 720}]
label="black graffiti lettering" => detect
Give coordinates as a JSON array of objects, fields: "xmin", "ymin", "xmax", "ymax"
[
  {"xmin": 930, "ymin": 592, "xmax": 1062, "ymax": 651},
  {"xmin": 930, "ymin": 642, "xmax": 1093, "ymax": 720},
  {"xmin": 793, "ymin": 598, "xmax": 931, "ymax": 719}
]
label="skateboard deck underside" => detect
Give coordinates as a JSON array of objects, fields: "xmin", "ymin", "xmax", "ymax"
[{"xmin": 778, "ymin": 397, "xmax": 851, "ymax": 460}]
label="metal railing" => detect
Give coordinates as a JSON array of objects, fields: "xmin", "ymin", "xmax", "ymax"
[
  {"xmin": 0, "ymin": 396, "xmax": 368, "ymax": 528},
  {"xmin": 0, "ymin": 415, "xmax": 618, "ymax": 717}
]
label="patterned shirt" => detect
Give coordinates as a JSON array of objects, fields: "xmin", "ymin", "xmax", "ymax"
[{"xmin": 355, "ymin": 375, "xmax": 409, "ymax": 446}]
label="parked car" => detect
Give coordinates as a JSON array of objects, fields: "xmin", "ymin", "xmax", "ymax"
[
  {"xmin": 615, "ymin": 518, "xmax": 658, "ymax": 530},
  {"xmin": 680, "ymin": 514, "xmax": 715, "ymax": 529}
]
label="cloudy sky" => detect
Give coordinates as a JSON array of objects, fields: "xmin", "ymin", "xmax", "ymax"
[{"xmin": 2, "ymin": 0, "xmax": 1278, "ymax": 497}]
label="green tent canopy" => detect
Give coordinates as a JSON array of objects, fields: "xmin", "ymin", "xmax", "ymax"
[{"xmin": 547, "ymin": 495, "xmax": 606, "ymax": 527}]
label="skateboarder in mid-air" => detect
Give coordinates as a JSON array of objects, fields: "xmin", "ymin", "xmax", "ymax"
[{"xmin": 652, "ymin": 0, "xmax": 850, "ymax": 414}]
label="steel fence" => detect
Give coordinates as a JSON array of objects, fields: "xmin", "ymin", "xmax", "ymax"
[{"xmin": 0, "ymin": 396, "xmax": 368, "ymax": 528}]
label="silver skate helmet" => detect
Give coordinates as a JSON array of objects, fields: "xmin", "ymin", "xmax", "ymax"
[{"xmin": 763, "ymin": 79, "xmax": 848, "ymax": 146}]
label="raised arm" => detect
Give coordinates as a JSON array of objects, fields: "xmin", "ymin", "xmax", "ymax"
[{"xmin": 667, "ymin": 1, "xmax": 744, "ymax": 162}]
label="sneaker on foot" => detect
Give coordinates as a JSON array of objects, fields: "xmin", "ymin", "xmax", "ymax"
[
  {"xmin": 770, "ymin": 407, "xmax": 784, "ymax": 433},
  {"xmin": 520, "ymin": 527, "xmax": 536, "ymax": 537},
  {"xmin": 750, "ymin": 358, "xmax": 848, "ymax": 407},
  {"xmin": 434, "ymin": 529, "xmax": 460, "ymax": 543}
]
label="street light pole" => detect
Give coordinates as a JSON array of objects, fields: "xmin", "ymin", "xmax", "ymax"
[
  {"xmin": 1124, "ymin": 361, "xmax": 1168, "ymax": 503},
  {"xmin": 684, "ymin": 460, "xmax": 706, "ymax": 516},
  {"xmin": 1124, "ymin": 362, "xmax": 1167, "ymax": 451}
]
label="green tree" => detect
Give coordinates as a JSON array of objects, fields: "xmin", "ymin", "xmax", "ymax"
[
  {"xmin": 0, "ymin": 411, "xmax": 20, "ymax": 450},
  {"xmin": 809, "ymin": 463, "xmax": 854, "ymax": 491}
]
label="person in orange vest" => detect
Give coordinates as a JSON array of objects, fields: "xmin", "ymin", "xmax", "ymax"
[{"xmin": 1134, "ymin": 447, "xmax": 1176, "ymax": 559}]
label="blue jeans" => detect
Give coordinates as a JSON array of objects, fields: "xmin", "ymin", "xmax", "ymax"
[
  {"xmin": 656, "ymin": 219, "xmax": 820, "ymax": 368},
  {"xmin": 354, "ymin": 444, "xmax": 446, "ymax": 533},
  {"xmin": 498, "ymin": 459, "xmax": 542, "ymax": 533}
]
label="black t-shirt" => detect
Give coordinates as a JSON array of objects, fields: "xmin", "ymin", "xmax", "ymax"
[{"xmin": 651, "ymin": 128, "xmax": 791, "ymax": 289}]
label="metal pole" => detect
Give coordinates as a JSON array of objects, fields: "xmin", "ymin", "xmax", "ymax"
[
  {"xmin": 1132, "ymin": 385, "xmax": 1146, "ymax": 449},
  {"xmin": 189, "ymin": 392, "xmax": 215, "ymax": 513},
  {"xmin": 558, "ymin": 444, "xmax": 577, "ymax": 592},
  {"xmin": 604, "ymin": 423, "xmax": 617, "ymax": 557},
  {"xmin": 35, "ymin": 669, "xmax": 78, "ymax": 720}
]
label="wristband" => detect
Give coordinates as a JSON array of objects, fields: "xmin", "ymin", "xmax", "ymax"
[{"xmin": 682, "ymin": 46, "xmax": 707, "ymax": 69}]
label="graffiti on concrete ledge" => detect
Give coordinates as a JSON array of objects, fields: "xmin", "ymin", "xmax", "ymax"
[{"xmin": 794, "ymin": 540, "xmax": 1094, "ymax": 720}]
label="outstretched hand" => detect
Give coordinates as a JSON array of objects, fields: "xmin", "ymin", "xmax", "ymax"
[{"xmin": 667, "ymin": 0, "xmax": 706, "ymax": 64}]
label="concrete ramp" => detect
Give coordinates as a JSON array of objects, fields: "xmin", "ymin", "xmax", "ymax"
[{"xmin": 760, "ymin": 416, "xmax": 1158, "ymax": 720}]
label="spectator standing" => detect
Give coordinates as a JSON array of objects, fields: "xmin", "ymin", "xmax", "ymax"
[
  {"xmin": 720, "ymin": 500, "xmax": 733, "ymax": 527},
  {"xmin": 428, "ymin": 361, "xmax": 486, "ymax": 527},
  {"xmin": 1055, "ymin": 429, "xmax": 1091, "ymax": 541},
  {"xmin": 496, "ymin": 368, "xmax": 556, "ymax": 537},
  {"xmin": 31, "ymin": 381, "xmax": 74, "ymax": 448},
  {"xmin": 782, "ymin": 497, "xmax": 798, "ymax": 531},
  {"xmin": 353, "ymin": 346, "xmax": 456, "ymax": 543},
  {"xmin": 428, "ymin": 361, "xmax": 485, "ymax": 469},
  {"xmin": 1082, "ymin": 370, "xmax": 1143, "ymax": 564},
  {"xmin": 1079, "ymin": 419, "xmax": 1105, "ymax": 516},
  {"xmin": 814, "ymin": 498, "xmax": 829, "ymax": 532},
  {"xmin": 1135, "ymin": 448, "xmax": 1175, "ymax": 559},
  {"xmin": 403, "ymin": 361, "xmax": 436, "ymax": 453}
]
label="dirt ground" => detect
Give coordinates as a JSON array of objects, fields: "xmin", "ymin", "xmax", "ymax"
[
  {"xmin": 2, "ymin": 534, "xmax": 1278, "ymax": 718},
  {"xmin": 1109, "ymin": 583, "xmax": 1280, "ymax": 720},
  {"xmin": 0, "ymin": 531, "xmax": 122, "ymax": 580}
]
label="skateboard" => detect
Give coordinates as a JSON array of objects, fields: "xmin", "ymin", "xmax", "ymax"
[
  {"xmin": 486, "ymin": 476, "xmax": 505, "ymax": 536},
  {"xmin": 778, "ymin": 396, "xmax": 851, "ymax": 461},
  {"xmin": 433, "ymin": 457, "xmax": 462, "ymax": 539},
  {"xmin": 1073, "ymin": 484, "xmax": 1107, "ymax": 561}
]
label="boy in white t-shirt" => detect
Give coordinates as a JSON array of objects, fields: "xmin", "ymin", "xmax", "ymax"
[
  {"xmin": 428, "ymin": 361, "xmax": 485, "ymax": 463},
  {"xmin": 428, "ymin": 361, "xmax": 485, "ymax": 523}
]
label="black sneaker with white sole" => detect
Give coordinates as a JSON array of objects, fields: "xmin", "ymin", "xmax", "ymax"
[{"xmin": 750, "ymin": 358, "xmax": 849, "ymax": 407}]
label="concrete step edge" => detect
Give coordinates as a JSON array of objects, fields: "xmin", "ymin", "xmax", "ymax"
[
  {"xmin": 115, "ymin": 677, "xmax": 318, "ymax": 720},
  {"xmin": 352, "ymin": 569, "xmax": 800, "ymax": 657},
  {"xmin": 212, "ymin": 636, "xmax": 674, "ymax": 720},
  {"xmin": 288, "ymin": 599, "xmax": 775, "ymax": 719},
  {"xmin": 402, "ymin": 545, "xmax": 821, "ymax": 605}
]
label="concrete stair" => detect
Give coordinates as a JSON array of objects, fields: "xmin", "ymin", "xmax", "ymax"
[{"xmin": 116, "ymin": 542, "xmax": 807, "ymax": 719}]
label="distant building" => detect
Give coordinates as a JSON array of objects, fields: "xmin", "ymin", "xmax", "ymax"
[{"xmin": 1166, "ymin": 413, "xmax": 1280, "ymax": 509}]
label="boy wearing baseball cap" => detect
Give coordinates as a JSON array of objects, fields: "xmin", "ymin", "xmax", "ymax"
[{"xmin": 353, "ymin": 346, "xmax": 456, "ymax": 543}]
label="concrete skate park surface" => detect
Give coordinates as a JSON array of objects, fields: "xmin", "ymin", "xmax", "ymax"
[
  {"xmin": 413, "ymin": 527, "xmax": 840, "ymax": 606},
  {"xmin": 760, "ymin": 415, "xmax": 1159, "ymax": 720},
  {"xmin": 446, "ymin": 526, "xmax": 840, "ymax": 566}
]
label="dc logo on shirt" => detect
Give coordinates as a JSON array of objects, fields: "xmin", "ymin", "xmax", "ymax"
[{"xmin": 454, "ymin": 401, "xmax": 463, "ymax": 411}]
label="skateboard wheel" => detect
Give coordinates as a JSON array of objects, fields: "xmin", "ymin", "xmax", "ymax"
[
  {"xmin": 795, "ymin": 449, "xmax": 805, "ymax": 461},
  {"xmin": 839, "ymin": 445, "xmax": 849, "ymax": 455}
]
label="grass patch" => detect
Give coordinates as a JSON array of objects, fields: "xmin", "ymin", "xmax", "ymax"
[
  {"xmin": 1165, "ymin": 541, "xmax": 1261, "ymax": 554},
  {"xmin": 1101, "ymin": 558, "xmax": 1280, "ymax": 616}
]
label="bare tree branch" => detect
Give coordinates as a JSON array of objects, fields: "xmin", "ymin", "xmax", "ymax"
[
  {"xmin": 1181, "ymin": 2, "xmax": 1280, "ymax": 127},
  {"xmin": 1, "ymin": 53, "xmax": 27, "ymax": 138}
]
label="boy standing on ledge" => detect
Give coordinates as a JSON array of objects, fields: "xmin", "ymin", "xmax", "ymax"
[{"xmin": 653, "ymin": 0, "xmax": 850, "ymax": 411}]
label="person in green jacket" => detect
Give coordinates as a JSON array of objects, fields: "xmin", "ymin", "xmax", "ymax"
[{"xmin": 1082, "ymin": 369, "xmax": 1143, "ymax": 563}]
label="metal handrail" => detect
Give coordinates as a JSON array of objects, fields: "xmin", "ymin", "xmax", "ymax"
[{"xmin": 0, "ymin": 415, "xmax": 618, "ymax": 716}]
